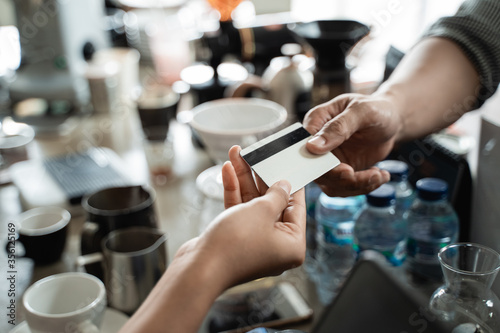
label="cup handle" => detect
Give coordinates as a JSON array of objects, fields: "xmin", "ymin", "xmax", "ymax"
[
  {"xmin": 5, "ymin": 237, "xmax": 25, "ymax": 258},
  {"xmin": 224, "ymin": 75, "xmax": 266, "ymax": 98},
  {"xmin": 76, "ymin": 252, "xmax": 104, "ymax": 270},
  {"xmin": 81, "ymin": 222, "xmax": 101, "ymax": 255}
]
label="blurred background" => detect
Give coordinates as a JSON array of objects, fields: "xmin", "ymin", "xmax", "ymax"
[{"xmin": 0, "ymin": 0, "xmax": 463, "ymax": 119}]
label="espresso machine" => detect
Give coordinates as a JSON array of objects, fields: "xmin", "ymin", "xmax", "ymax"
[{"xmin": 8, "ymin": 0, "xmax": 109, "ymax": 105}]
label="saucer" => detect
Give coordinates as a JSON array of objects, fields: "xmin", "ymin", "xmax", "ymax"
[
  {"xmin": 196, "ymin": 164, "xmax": 224, "ymax": 201},
  {"xmin": 10, "ymin": 307, "xmax": 129, "ymax": 333}
]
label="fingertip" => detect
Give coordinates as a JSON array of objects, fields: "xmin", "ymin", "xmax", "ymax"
[
  {"xmin": 369, "ymin": 167, "xmax": 391, "ymax": 185},
  {"xmin": 222, "ymin": 161, "xmax": 242, "ymax": 208},
  {"xmin": 230, "ymin": 145, "xmax": 241, "ymax": 154},
  {"xmin": 228, "ymin": 145, "xmax": 240, "ymax": 159},
  {"xmin": 308, "ymin": 135, "xmax": 326, "ymax": 147},
  {"xmin": 221, "ymin": 161, "xmax": 236, "ymax": 186},
  {"xmin": 276, "ymin": 180, "xmax": 291, "ymax": 195},
  {"xmin": 221, "ymin": 160, "xmax": 233, "ymax": 173},
  {"xmin": 380, "ymin": 169, "xmax": 391, "ymax": 183},
  {"xmin": 306, "ymin": 134, "xmax": 328, "ymax": 153},
  {"xmin": 263, "ymin": 180, "xmax": 292, "ymax": 212}
]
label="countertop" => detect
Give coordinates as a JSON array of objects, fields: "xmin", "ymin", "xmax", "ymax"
[{"xmin": 0, "ymin": 100, "xmax": 325, "ymax": 333}]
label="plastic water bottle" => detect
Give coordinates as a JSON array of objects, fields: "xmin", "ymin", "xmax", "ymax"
[
  {"xmin": 376, "ymin": 160, "xmax": 415, "ymax": 216},
  {"xmin": 303, "ymin": 182, "xmax": 322, "ymax": 279},
  {"xmin": 406, "ymin": 178, "xmax": 459, "ymax": 280},
  {"xmin": 314, "ymin": 193, "xmax": 365, "ymax": 304},
  {"xmin": 353, "ymin": 184, "xmax": 407, "ymax": 266}
]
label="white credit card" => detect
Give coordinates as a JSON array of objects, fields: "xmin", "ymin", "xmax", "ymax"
[{"xmin": 240, "ymin": 122, "xmax": 340, "ymax": 194}]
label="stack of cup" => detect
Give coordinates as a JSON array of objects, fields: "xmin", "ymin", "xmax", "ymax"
[
  {"xmin": 137, "ymin": 84, "xmax": 179, "ymax": 186},
  {"xmin": 85, "ymin": 47, "xmax": 141, "ymax": 151}
]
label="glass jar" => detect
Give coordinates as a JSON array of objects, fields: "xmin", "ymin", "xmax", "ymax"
[{"xmin": 429, "ymin": 243, "xmax": 500, "ymax": 332}]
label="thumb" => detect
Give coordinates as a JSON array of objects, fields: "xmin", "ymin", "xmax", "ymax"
[
  {"xmin": 255, "ymin": 180, "xmax": 291, "ymax": 216},
  {"xmin": 306, "ymin": 110, "xmax": 361, "ymax": 155}
]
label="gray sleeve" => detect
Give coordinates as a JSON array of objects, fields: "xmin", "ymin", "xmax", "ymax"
[{"xmin": 423, "ymin": 0, "xmax": 500, "ymax": 105}]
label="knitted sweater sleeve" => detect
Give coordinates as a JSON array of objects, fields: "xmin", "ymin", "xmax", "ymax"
[{"xmin": 423, "ymin": 0, "xmax": 500, "ymax": 105}]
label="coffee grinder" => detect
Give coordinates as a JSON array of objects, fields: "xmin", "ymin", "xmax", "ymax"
[{"xmin": 289, "ymin": 20, "xmax": 370, "ymax": 106}]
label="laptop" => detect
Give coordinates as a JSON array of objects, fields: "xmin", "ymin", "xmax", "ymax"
[
  {"xmin": 311, "ymin": 253, "xmax": 452, "ymax": 333},
  {"xmin": 10, "ymin": 147, "xmax": 132, "ymax": 211}
]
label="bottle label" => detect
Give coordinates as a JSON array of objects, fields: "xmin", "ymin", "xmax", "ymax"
[
  {"xmin": 356, "ymin": 240, "xmax": 407, "ymax": 266},
  {"xmin": 322, "ymin": 223, "xmax": 354, "ymax": 246},
  {"xmin": 407, "ymin": 237, "xmax": 451, "ymax": 264},
  {"xmin": 383, "ymin": 240, "xmax": 407, "ymax": 266}
]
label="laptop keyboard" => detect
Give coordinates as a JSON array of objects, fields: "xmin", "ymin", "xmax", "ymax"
[{"xmin": 43, "ymin": 148, "xmax": 129, "ymax": 204}]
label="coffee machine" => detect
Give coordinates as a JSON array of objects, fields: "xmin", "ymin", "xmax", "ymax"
[{"xmin": 8, "ymin": 0, "xmax": 109, "ymax": 105}]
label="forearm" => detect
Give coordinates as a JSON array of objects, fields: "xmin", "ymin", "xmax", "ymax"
[
  {"xmin": 375, "ymin": 37, "xmax": 481, "ymax": 142},
  {"xmin": 119, "ymin": 245, "xmax": 229, "ymax": 333}
]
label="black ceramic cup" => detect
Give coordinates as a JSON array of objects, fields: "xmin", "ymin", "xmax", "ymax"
[
  {"xmin": 137, "ymin": 84, "xmax": 179, "ymax": 141},
  {"xmin": 15, "ymin": 206, "xmax": 71, "ymax": 265}
]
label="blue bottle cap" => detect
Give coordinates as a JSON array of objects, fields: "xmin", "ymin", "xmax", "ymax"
[
  {"xmin": 416, "ymin": 178, "xmax": 448, "ymax": 201},
  {"xmin": 366, "ymin": 184, "xmax": 396, "ymax": 207},
  {"xmin": 376, "ymin": 160, "xmax": 409, "ymax": 182}
]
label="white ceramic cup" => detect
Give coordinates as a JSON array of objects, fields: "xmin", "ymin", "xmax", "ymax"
[
  {"xmin": 85, "ymin": 61, "xmax": 121, "ymax": 114},
  {"xmin": 23, "ymin": 272, "xmax": 107, "ymax": 333},
  {"xmin": 189, "ymin": 98, "xmax": 288, "ymax": 163},
  {"xmin": 0, "ymin": 118, "xmax": 35, "ymax": 173},
  {"xmin": 93, "ymin": 47, "xmax": 141, "ymax": 102}
]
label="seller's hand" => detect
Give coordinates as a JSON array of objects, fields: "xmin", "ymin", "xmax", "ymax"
[
  {"xmin": 195, "ymin": 145, "xmax": 306, "ymax": 286},
  {"xmin": 303, "ymin": 93, "xmax": 397, "ymax": 197}
]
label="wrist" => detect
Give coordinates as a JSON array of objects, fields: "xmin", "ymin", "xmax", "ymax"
[
  {"xmin": 122, "ymin": 240, "xmax": 232, "ymax": 333},
  {"xmin": 372, "ymin": 84, "xmax": 408, "ymax": 142},
  {"xmin": 170, "ymin": 240, "xmax": 232, "ymax": 296}
]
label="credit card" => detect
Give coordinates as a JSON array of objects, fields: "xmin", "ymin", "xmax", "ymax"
[{"xmin": 240, "ymin": 122, "xmax": 340, "ymax": 194}]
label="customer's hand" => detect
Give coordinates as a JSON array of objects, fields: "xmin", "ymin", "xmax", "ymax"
[
  {"xmin": 122, "ymin": 146, "xmax": 305, "ymax": 333},
  {"xmin": 194, "ymin": 145, "xmax": 307, "ymax": 286},
  {"xmin": 303, "ymin": 93, "xmax": 396, "ymax": 197},
  {"xmin": 222, "ymin": 145, "xmax": 269, "ymax": 208}
]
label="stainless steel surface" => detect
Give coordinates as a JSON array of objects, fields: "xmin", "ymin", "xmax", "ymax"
[
  {"xmin": 101, "ymin": 227, "xmax": 168, "ymax": 315},
  {"xmin": 80, "ymin": 185, "xmax": 159, "ymax": 264}
]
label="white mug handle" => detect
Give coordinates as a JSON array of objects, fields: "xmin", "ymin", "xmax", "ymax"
[{"xmin": 75, "ymin": 252, "xmax": 104, "ymax": 269}]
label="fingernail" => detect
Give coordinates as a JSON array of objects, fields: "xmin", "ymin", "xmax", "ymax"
[
  {"xmin": 381, "ymin": 170, "xmax": 391, "ymax": 182},
  {"xmin": 278, "ymin": 180, "xmax": 291, "ymax": 194},
  {"xmin": 308, "ymin": 135, "xmax": 326, "ymax": 146}
]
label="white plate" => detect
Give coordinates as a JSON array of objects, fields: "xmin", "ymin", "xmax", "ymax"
[{"xmin": 10, "ymin": 308, "xmax": 129, "ymax": 333}]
